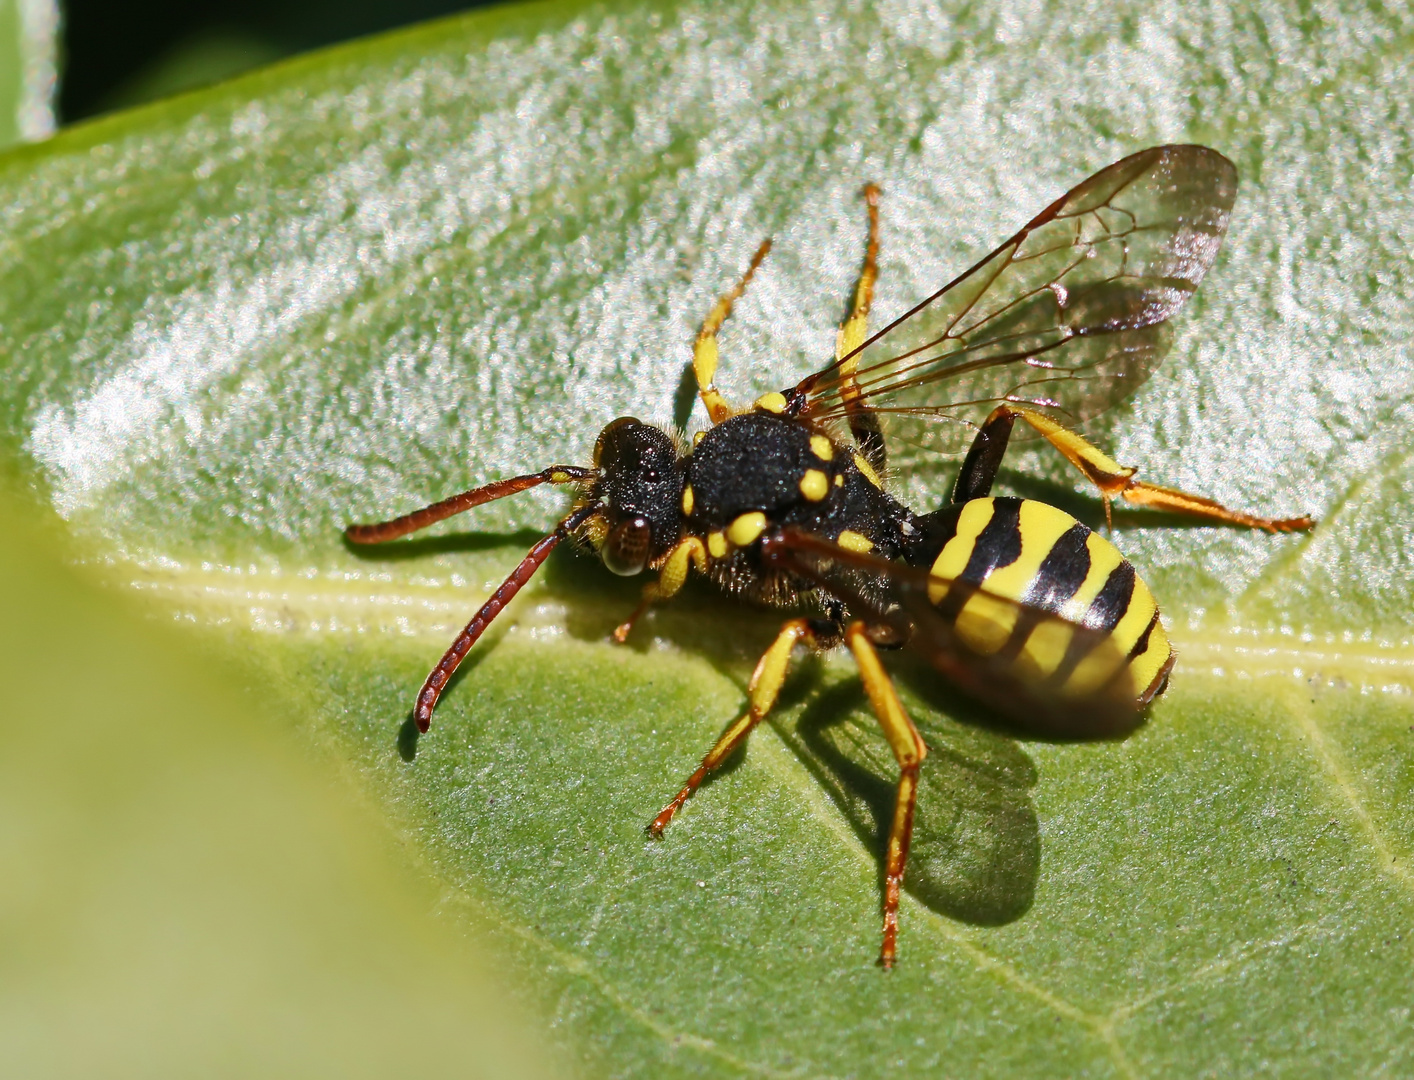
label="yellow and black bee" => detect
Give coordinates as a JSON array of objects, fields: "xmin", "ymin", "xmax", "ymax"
[{"xmin": 346, "ymin": 145, "xmax": 1314, "ymax": 968}]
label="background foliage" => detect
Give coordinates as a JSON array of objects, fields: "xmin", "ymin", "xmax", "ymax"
[
  {"xmin": 58, "ymin": 0, "xmax": 498, "ymax": 119},
  {"xmin": 2, "ymin": 0, "xmax": 1412, "ymax": 1075},
  {"xmin": 0, "ymin": 482, "xmax": 556, "ymax": 1078},
  {"xmin": 0, "ymin": 0, "xmax": 56, "ymax": 146}
]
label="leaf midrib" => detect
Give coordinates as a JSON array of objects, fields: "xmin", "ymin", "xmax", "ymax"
[{"xmin": 108, "ymin": 550, "xmax": 1414, "ymax": 679}]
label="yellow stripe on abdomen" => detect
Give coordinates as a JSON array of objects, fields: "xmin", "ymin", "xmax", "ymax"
[
  {"xmin": 1061, "ymin": 531, "xmax": 1126, "ymax": 623},
  {"xmin": 1108, "ymin": 576, "xmax": 1159, "ymax": 659},
  {"xmin": 978, "ymin": 501, "xmax": 1079, "ymax": 601},
  {"xmin": 933, "ymin": 500, "xmax": 1075, "ymax": 655},
  {"xmin": 1127, "ymin": 615, "xmax": 1172, "ymax": 698},
  {"xmin": 923, "ymin": 497, "xmax": 1173, "ymax": 707},
  {"xmin": 927, "ymin": 499, "xmax": 995, "ymax": 605}
]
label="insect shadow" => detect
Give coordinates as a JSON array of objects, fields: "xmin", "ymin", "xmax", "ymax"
[
  {"xmin": 341, "ymin": 526, "xmax": 546, "ymax": 561},
  {"xmin": 672, "ymin": 359, "xmax": 699, "ymax": 433},
  {"xmin": 775, "ymin": 655, "xmax": 1041, "ymax": 927},
  {"xmin": 540, "ymin": 547, "xmax": 1043, "ymax": 928}
]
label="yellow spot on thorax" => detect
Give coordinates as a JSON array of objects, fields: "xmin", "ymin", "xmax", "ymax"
[
  {"xmin": 809, "ymin": 434, "xmax": 834, "ymax": 461},
  {"xmin": 693, "ymin": 430, "xmax": 706, "ymax": 447},
  {"xmin": 853, "ymin": 453, "xmax": 883, "ymax": 489},
  {"xmin": 727, "ymin": 512, "xmax": 768, "ymax": 547},
  {"xmin": 682, "ymin": 485, "xmax": 695, "ymax": 515},
  {"xmin": 799, "ymin": 469, "xmax": 829, "ymax": 502},
  {"xmin": 836, "ymin": 530, "xmax": 873, "ymax": 553},
  {"xmin": 707, "ymin": 531, "xmax": 728, "ymax": 558},
  {"xmin": 754, "ymin": 392, "xmax": 788, "ymax": 414}
]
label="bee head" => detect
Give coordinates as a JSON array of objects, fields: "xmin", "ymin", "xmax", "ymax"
[{"xmin": 587, "ymin": 417, "xmax": 684, "ymax": 576}]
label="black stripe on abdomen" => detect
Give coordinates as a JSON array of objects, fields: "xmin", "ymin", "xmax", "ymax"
[
  {"xmin": 1085, "ymin": 560, "xmax": 1136, "ymax": 632},
  {"xmin": 1127, "ymin": 610, "xmax": 1161, "ymax": 661},
  {"xmin": 959, "ymin": 498, "xmax": 1022, "ymax": 583},
  {"xmin": 1021, "ymin": 523, "xmax": 1091, "ymax": 613}
]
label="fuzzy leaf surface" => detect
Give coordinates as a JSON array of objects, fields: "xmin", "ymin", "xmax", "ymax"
[{"xmin": 1, "ymin": 1, "xmax": 1412, "ymax": 1075}]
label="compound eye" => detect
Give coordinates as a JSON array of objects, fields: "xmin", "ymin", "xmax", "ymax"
[
  {"xmin": 592, "ymin": 416, "xmax": 640, "ymax": 469},
  {"xmin": 601, "ymin": 515, "xmax": 652, "ymax": 576}
]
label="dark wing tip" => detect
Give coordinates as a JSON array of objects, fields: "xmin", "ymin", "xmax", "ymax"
[{"xmin": 765, "ymin": 528, "xmax": 1151, "ymax": 740}]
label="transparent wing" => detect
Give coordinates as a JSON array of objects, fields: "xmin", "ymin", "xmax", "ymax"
[
  {"xmin": 795, "ymin": 146, "xmax": 1238, "ymax": 455},
  {"xmin": 763, "ymin": 528, "xmax": 1154, "ymax": 738}
]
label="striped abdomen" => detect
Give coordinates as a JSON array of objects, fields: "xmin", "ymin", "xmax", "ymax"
[{"xmin": 917, "ymin": 496, "xmax": 1172, "ymax": 704}]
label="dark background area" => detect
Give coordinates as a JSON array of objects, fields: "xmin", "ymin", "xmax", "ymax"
[{"xmin": 61, "ymin": 0, "xmax": 502, "ymax": 122}]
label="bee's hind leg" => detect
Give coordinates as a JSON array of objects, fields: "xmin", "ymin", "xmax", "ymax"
[
  {"xmin": 844, "ymin": 620, "xmax": 926, "ymax": 969},
  {"xmin": 953, "ymin": 404, "xmax": 1315, "ymax": 533}
]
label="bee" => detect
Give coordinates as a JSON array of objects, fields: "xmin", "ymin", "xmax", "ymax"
[{"xmin": 346, "ymin": 145, "xmax": 1314, "ymax": 968}]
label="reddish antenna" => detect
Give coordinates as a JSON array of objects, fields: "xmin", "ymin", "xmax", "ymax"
[
  {"xmin": 346, "ymin": 469, "xmax": 598, "ymax": 730},
  {"xmin": 345, "ymin": 465, "xmax": 594, "ymax": 543}
]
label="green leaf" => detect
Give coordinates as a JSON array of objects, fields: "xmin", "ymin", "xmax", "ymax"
[
  {"xmin": 0, "ymin": 486, "xmax": 556, "ymax": 1078},
  {"xmin": 3, "ymin": 0, "xmax": 1413, "ymax": 1074},
  {"xmin": 94, "ymin": 28, "xmax": 288, "ymax": 115},
  {"xmin": 0, "ymin": 0, "xmax": 57, "ymax": 148}
]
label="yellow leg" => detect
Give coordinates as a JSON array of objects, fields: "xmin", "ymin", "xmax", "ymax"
[
  {"xmin": 693, "ymin": 240, "xmax": 772, "ymax": 425},
  {"xmin": 648, "ymin": 618, "xmax": 816, "ymax": 836},
  {"xmin": 844, "ymin": 621, "xmax": 926, "ymax": 970},
  {"xmin": 835, "ymin": 184, "xmax": 880, "ymax": 408},
  {"xmin": 1000, "ymin": 406, "xmax": 1315, "ymax": 533},
  {"xmin": 836, "ymin": 185, "xmax": 887, "ymax": 473},
  {"xmin": 613, "ymin": 538, "xmax": 708, "ymax": 644}
]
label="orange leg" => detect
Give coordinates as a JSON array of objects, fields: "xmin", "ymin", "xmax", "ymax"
[
  {"xmin": 648, "ymin": 615, "xmax": 927, "ymax": 968},
  {"xmin": 648, "ymin": 618, "xmax": 816, "ymax": 836},
  {"xmin": 844, "ymin": 621, "xmax": 926, "ymax": 969},
  {"xmin": 959, "ymin": 405, "xmax": 1316, "ymax": 533}
]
